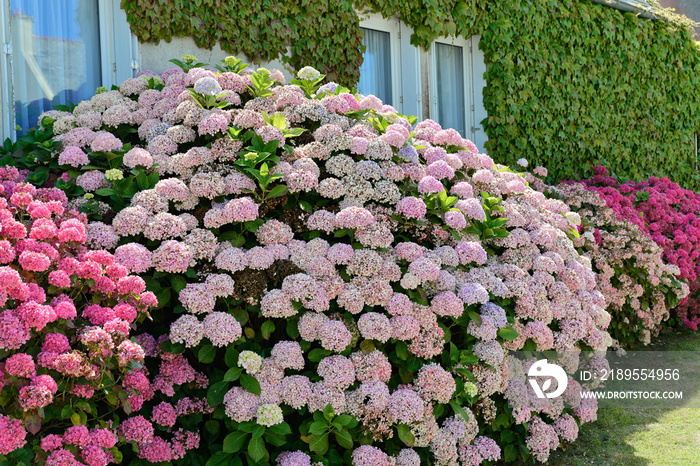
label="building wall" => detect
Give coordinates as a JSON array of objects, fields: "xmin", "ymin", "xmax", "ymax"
[{"xmin": 657, "ymin": 0, "xmax": 700, "ymax": 33}]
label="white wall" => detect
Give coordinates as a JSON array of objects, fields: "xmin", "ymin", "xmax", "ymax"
[{"xmin": 138, "ymin": 37, "xmax": 293, "ymax": 81}]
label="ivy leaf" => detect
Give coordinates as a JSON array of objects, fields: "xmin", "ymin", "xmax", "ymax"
[
  {"xmin": 159, "ymin": 340, "xmax": 184, "ymax": 355},
  {"xmin": 504, "ymin": 444, "xmax": 518, "ymax": 462},
  {"xmin": 60, "ymin": 405, "xmax": 73, "ymax": 419},
  {"xmin": 23, "ymin": 413, "xmax": 41, "ymax": 435},
  {"xmin": 308, "ymin": 421, "xmax": 328, "ymax": 435},
  {"xmin": 170, "ymin": 275, "xmax": 188, "ymax": 293},
  {"xmin": 94, "ymin": 188, "xmax": 115, "ymax": 196},
  {"xmin": 359, "ymin": 340, "xmax": 375, "ymax": 354},
  {"xmin": 251, "ymin": 424, "xmax": 265, "ymax": 439},
  {"xmin": 395, "ymin": 342, "xmax": 409, "ymax": 360},
  {"xmin": 449, "ymin": 342, "xmax": 459, "ymax": 363},
  {"xmin": 323, "ymin": 403, "xmax": 335, "ymax": 422},
  {"xmin": 268, "ymin": 421, "xmax": 292, "ymax": 436},
  {"xmin": 299, "ymin": 200, "xmax": 313, "ymax": 212},
  {"xmin": 334, "ymin": 414, "xmax": 355, "ymax": 428},
  {"xmin": 225, "ymin": 346, "xmax": 239, "ymax": 368},
  {"xmin": 467, "ymin": 310, "xmax": 482, "ymax": 325},
  {"xmin": 266, "ymin": 185, "xmax": 288, "ymax": 199},
  {"xmin": 308, "ymin": 348, "xmax": 329, "ymax": 362}
]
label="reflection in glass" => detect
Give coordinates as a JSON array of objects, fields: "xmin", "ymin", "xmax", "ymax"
[
  {"xmin": 435, "ymin": 43, "xmax": 466, "ymax": 136},
  {"xmin": 358, "ymin": 27, "xmax": 392, "ymax": 106},
  {"xmin": 11, "ymin": 0, "xmax": 101, "ymax": 134}
]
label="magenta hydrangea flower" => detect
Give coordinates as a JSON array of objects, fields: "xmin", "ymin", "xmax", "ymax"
[
  {"xmin": 203, "ymin": 312, "xmax": 242, "ymax": 347},
  {"xmin": 357, "ymin": 312, "xmax": 392, "ymax": 342},
  {"xmin": 5, "ymin": 353, "xmax": 36, "ymax": 378},
  {"xmin": 276, "ymin": 450, "xmax": 312, "ymax": 466},
  {"xmin": 318, "ymin": 320, "xmax": 352, "ymax": 352}
]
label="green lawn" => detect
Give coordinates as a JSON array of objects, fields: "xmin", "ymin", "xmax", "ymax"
[{"xmin": 549, "ymin": 331, "xmax": 700, "ymax": 466}]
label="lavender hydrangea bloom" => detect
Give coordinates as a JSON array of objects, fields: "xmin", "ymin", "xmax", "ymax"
[
  {"xmin": 193, "ymin": 77, "xmax": 222, "ymax": 96},
  {"xmin": 317, "ymin": 82, "xmax": 338, "ymax": 94}
]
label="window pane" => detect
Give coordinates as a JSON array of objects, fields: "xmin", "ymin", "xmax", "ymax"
[
  {"xmin": 435, "ymin": 43, "xmax": 466, "ymax": 136},
  {"xmin": 358, "ymin": 27, "xmax": 392, "ymax": 106},
  {"xmin": 11, "ymin": 0, "xmax": 101, "ymax": 134}
]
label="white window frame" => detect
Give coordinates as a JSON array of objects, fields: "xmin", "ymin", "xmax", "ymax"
[
  {"xmin": 0, "ymin": 0, "xmax": 137, "ymax": 141},
  {"xmin": 358, "ymin": 13, "xmax": 402, "ymax": 110},
  {"xmin": 429, "ymin": 36, "xmax": 473, "ymax": 140}
]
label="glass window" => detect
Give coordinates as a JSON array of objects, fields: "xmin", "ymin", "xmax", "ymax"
[
  {"xmin": 11, "ymin": 0, "xmax": 101, "ymax": 134},
  {"xmin": 434, "ymin": 42, "xmax": 466, "ymax": 136},
  {"xmin": 358, "ymin": 27, "xmax": 393, "ymax": 106}
]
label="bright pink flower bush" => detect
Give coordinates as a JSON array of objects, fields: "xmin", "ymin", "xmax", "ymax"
[
  {"xmin": 574, "ymin": 167, "xmax": 700, "ymax": 330},
  {"xmin": 0, "ymin": 167, "xmax": 204, "ymax": 465},
  {"xmin": 0, "ymin": 57, "xmax": 619, "ymax": 464}
]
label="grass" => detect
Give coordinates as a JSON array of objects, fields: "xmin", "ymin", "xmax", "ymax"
[{"xmin": 548, "ymin": 330, "xmax": 700, "ymax": 465}]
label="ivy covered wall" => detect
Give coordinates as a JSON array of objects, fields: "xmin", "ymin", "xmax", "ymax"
[
  {"xmin": 121, "ymin": 0, "xmax": 700, "ymax": 188},
  {"xmin": 479, "ymin": 1, "xmax": 700, "ymax": 188}
]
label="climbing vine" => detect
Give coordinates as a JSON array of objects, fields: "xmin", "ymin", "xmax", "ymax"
[
  {"xmin": 122, "ymin": 0, "xmax": 700, "ymax": 188},
  {"xmin": 121, "ymin": 0, "xmax": 364, "ymax": 85}
]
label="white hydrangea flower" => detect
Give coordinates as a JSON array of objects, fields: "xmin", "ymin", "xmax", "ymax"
[
  {"xmin": 256, "ymin": 403, "xmax": 283, "ymax": 427},
  {"xmin": 464, "ymin": 382, "xmax": 478, "ymax": 397},
  {"xmin": 516, "ymin": 158, "xmax": 528, "ymax": 167},
  {"xmin": 238, "ymin": 350, "xmax": 263, "ymax": 374},
  {"xmin": 297, "ymin": 66, "xmax": 321, "ymax": 81},
  {"xmin": 565, "ymin": 212, "xmax": 582, "ymax": 226},
  {"xmin": 105, "ymin": 169, "xmax": 124, "ymax": 181}
]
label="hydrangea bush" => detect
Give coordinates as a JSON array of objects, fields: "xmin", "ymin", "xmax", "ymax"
[
  {"xmin": 1, "ymin": 56, "xmax": 615, "ymax": 465},
  {"xmin": 573, "ymin": 167, "xmax": 700, "ymax": 331},
  {"xmin": 521, "ymin": 173, "xmax": 689, "ymax": 346}
]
